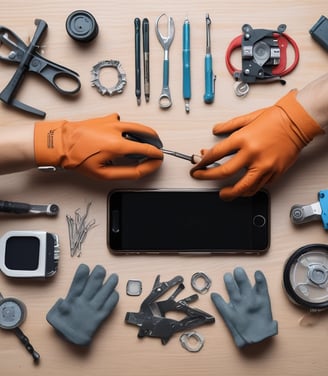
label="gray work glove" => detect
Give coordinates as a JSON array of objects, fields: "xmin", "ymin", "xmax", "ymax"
[
  {"xmin": 211, "ymin": 267, "xmax": 278, "ymax": 348},
  {"xmin": 46, "ymin": 264, "xmax": 119, "ymax": 346}
]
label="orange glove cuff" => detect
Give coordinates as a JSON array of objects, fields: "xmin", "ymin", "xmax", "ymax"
[
  {"xmin": 275, "ymin": 90, "xmax": 325, "ymax": 145},
  {"xmin": 34, "ymin": 120, "xmax": 67, "ymax": 167}
]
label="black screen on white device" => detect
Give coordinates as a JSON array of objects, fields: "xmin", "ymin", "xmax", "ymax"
[{"xmin": 108, "ymin": 190, "xmax": 269, "ymax": 253}]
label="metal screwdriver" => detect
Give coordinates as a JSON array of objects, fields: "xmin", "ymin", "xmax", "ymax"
[
  {"xmin": 162, "ymin": 148, "xmax": 220, "ymax": 167},
  {"xmin": 182, "ymin": 18, "xmax": 191, "ymax": 113},
  {"xmin": 203, "ymin": 14, "xmax": 216, "ymax": 104}
]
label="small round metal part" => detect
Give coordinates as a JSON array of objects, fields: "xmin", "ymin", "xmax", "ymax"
[
  {"xmin": 50, "ymin": 204, "xmax": 59, "ymax": 215},
  {"xmin": 234, "ymin": 81, "xmax": 249, "ymax": 97},
  {"xmin": 0, "ymin": 297, "xmax": 27, "ymax": 330},
  {"xmin": 180, "ymin": 332, "xmax": 205, "ymax": 352},
  {"xmin": 91, "ymin": 60, "xmax": 127, "ymax": 96},
  {"xmin": 191, "ymin": 272, "xmax": 211, "ymax": 294},
  {"xmin": 283, "ymin": 244, "xmax": 328, "ymax": 310},
  {"xmin": 126, "ymin": 280, "xmax": 142, "ymax": 296},
  {"xmin": 66, "ymin": 10, "xmax": 99, "ymax": 42}
]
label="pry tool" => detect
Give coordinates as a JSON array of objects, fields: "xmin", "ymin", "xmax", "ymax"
[
  {"xmin": 183, "ymin": 18, "xmax": 191, "ymax": 113},
  {"xmin": 203, "ymin": 13, "xmax": 216, "ymax": 104},
  {"xmin": 0, "ymin": 200, "xmax": 59, "ymax": 216},
  {"xmin": 142, "ymin": 18, "xmax": 150, "ymax": 102},
  {"xmin": 134, "ymin": 18, "xmax": 141, "ymax": 105}
]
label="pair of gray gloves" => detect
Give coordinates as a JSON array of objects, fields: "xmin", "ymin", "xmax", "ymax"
[{"xmin": 47, "ymin": 265, "xmax": 277, "ymax": 348}]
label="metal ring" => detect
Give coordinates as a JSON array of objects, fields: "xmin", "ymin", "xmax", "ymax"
[
  {"xmin": 233, "ymin": 81, "xmax": 249, "ymax": 97},
  {"xmin": 91, "ymin": 60, "xmax": 127, "ymax": 96},
  {"xmin": 191, "ymin": 272, "xmax": 211, "ymax": 294},
  {"xmin": 180, "ymin": 332, "xmax": 205, "ymax": 352}
]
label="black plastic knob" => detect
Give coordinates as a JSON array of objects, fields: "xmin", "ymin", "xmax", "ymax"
[{"xmin": 66, "ymin": 10, "xmax": 99, "ymax": 42}]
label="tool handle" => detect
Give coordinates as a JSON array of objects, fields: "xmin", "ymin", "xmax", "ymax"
[
  {"xmin": 183, "ymin": 20, "xmax": 191, "ymax": 99},
  {"xmin": 134, "ymin": 18, "xmax": 141, "ymax": 102},
  {"xmin": 183, "ymin": 50, "xmax": 191, "ymax": 99},
  {"xmin": 0, "ymin": 200, "xmax": 31, "ymax": 214},
  {"xmin": 204, "ymin": 54, "xmax": 215, "ymax": 103},
  {"xmin": 14, "ymin": 327, "xmax": 40, "ymax": 362},
  {"xmin": 159, "ymin": 59, "xmax": 172, "ymax": 109}
]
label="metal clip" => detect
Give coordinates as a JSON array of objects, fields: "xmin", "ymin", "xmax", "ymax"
[{"xmin": 91, "ymin": 60, "xmax": 127, "ymax": 96}]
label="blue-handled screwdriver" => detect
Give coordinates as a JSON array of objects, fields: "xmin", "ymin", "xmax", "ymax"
[
  {"xmin": 183, "ymin": 18, "xmax": 191, "ymax": 113},
  {"xmin": 203, "ymin": 14, "xmax": 216, "ymax": 104}
]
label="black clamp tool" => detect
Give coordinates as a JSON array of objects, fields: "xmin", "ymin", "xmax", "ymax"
[
  {"xmin": 125, "ymin": 275, "xmax": 215, "ymax": 345},
  {"xmin": 226, "ymin": 24, "xmax": 299, "ymax": 97},
  {"xmin": 0, "ymin": 19, "xmax": 81, "ymax": 118}
]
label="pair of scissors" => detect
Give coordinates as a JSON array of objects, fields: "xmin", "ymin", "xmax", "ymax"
[{"xmin": 0, "ymin": 19, "xmax": 81, "ymax": 118}]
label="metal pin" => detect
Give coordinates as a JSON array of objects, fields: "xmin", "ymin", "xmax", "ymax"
[{"xmin": 66, "ymin": 202, "xmax": 96, "ymax": 257}]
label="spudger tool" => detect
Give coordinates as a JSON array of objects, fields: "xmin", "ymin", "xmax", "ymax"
[
  {"xmin": 134, "ymin": 18, "xmax": 141, "ymax": 105},
  {"xmin": 183, "ymin": 18, "xmax": 191, "ymax": 112}
]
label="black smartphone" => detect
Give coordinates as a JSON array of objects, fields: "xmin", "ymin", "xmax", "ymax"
[{"xmin": 107, "ymin": 189, "xmax": 270, "ymax": 255}]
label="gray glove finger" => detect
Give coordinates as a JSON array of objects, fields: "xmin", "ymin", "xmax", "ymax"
[
  {"xmin": 234, "ymin": 267, "xmax": 252, "ymax": 295},
  {"xmin": 254, "ymin": 270, "xmax": 269, "ymax": 296},
  {"xmin": 82, "ymin": 265, "xmax": 106, "ymax": 300},
  {"xmin": 65, "ymin": 264, "xmax": 90, "ymax": 302},
  {"xmin": 223, "ymin": 272, "xmax": 241, "ymax": 302},
  {"xmin": 211, "ymin": 292, "xmax": 246, "ymax": 347},
  {"xmin": 211, "ymin": 292, "xmax": 231, "ymax": 318},
  {"xmin": 100, "ymin": 290, "xmax": 119, "ymax": 318},
  {"xmin": 92, "ymin": 273, "xmax": 119, "ymax": 309}
]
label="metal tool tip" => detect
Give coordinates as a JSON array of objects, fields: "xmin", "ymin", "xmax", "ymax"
[
  {"xmin": 145, "ymin": 94, "xmax": 150, "ymax": 102},
  {"xmin": 137, "ymin": 98, "xmax": 141, "ymax": 106},
  {"xmin": 185, "ymin": 102, "xmax": 190, "ymax": 113}
]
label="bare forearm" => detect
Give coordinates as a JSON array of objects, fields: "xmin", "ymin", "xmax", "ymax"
[
  {"xmin": 0, "ymin": 123, "xmax": 35, "ymax": 174},
  {"xmin": 297, "ymin": 73, "xmax": 328, "ymax": 130}
]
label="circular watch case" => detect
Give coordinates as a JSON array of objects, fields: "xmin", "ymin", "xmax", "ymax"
[
  {"xmin": 283, "ymin": 244, "xmax": 328, "ymax": 310},
  {"xmin": 0, "ymin": 297, "xmax": 26, "ymax": 330}
]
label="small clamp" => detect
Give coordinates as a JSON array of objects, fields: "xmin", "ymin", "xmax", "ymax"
[
  {"xmin": 125, "ymin": 275, "xmax": 215, "ymax": 345},
  {"xmin": 225, "ymin": 23, "xmax": 299, "ymax": 97},
  {"xmin": 91, "ymin": 60, "xmax": 127, "ymax": 96},
  {"xmin": 0, "ymin": 19, "xmax": 81, "ymax": 118},
  {"xmin": 290, "ymin": 189, "xmax": 328, "ymax": 229}
]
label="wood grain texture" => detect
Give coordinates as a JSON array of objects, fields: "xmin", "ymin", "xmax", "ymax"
[{"xmin": 0, "ymin": 1, "xmax": 327, "ymax": 375}]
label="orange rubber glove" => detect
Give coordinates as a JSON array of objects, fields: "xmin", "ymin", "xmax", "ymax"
[
  {"xmin": 34, "ymin": 114, "xmax": 163, "ymax": 180},
  {"xmin": 191, "ymin": 90, "xmax": 324, "ymax": 200}
]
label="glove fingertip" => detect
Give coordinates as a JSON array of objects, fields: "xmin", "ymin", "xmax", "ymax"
[{"xmin": 211, "ymin": 292, "xmax": 226, "ymax": 309}]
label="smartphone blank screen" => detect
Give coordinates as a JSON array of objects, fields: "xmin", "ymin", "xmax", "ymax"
[{"xmin": 108, "ymin": 190, "xmax": 269, "ymax": 254}]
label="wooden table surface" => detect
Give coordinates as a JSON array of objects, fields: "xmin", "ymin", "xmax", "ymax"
[{"xmin": 1, "ymin": 1, "xmax": 328, "ymax": 375}]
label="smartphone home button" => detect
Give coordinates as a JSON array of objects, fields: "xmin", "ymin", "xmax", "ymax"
[{"xmin": 253, "ymin": 215, "xmax": 266, "ymax": 228}]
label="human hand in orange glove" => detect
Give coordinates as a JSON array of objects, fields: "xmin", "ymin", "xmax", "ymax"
[
  {"xmin": 191, "ymin": 90, "xmax": 324, "ymax": 200},
  {"xmin": 34, "ymin": 113, "xmax": 163, "ymax": 180}
]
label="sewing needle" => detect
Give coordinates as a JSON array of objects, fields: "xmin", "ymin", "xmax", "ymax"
[
  {"xmin": 183, "ymin": 18, "xmax": 191, "ymax": 113},
  {"xmin": 134, "ymin": 18, "xmax": 141, "ymax": 105},
  {"xmin": 142, "ymin": 18, "xmax": 150, "ymax": 102}
]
